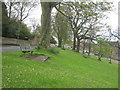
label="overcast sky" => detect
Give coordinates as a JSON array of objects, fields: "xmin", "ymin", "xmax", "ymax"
[{"xmin": 24, "ymin": 0, "xmax": 119, "ymax": 40}]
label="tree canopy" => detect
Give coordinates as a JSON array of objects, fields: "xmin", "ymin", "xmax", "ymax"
[{"xmin": 2, "ymin": 2, "xmax": 33, "ymax": 40}]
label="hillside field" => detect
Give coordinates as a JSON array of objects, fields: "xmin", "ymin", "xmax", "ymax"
[{"xmin": 2, "ymin": 48, "xmax": 118, "ymax": 88}]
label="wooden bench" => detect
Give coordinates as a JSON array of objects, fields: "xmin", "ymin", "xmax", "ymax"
[{"xmin": 20, "ymin": 44, "xmax": 34, "ymax": 55}]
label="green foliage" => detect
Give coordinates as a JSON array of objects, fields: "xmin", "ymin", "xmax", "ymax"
[
  {"xmin": 53, "ymin": 10, "xmax": 72, "ymax": 47},
  {"xmin": 2, "ymin": 2, "xmax": 33, "ymax": 40},
  {"xmin": 35, "ymin": 46, "xmax": 41, "ymax": 51},
  {"xmin": 47, "ymin": 47, "xmax": 59, "ymax": 54},
  {"xmin": 2, "ymin": 49, "xmax": 118, "ymax": 88},
  {"xmin": 93, "ymin": 38, "xmax": 113, "ymax": 59},
  {"xmin": 19, "ymin": 23, "xmax": 33, "ymax": 40},
  {"xmin": 2, "ymin": 18, "xmax": 33, "ymax": 40},
  {"xmin": 58, "ymin": 1, "xmax": 113, "ymax": 52}
]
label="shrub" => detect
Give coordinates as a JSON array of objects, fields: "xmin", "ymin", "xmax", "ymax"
[
  {"xmin": 35, "ymin": 46, "xmax": 41, "ymax": 51},
  {"xmin": 47, "ymin": 47, "xmax": 59, "ymax": 54}
]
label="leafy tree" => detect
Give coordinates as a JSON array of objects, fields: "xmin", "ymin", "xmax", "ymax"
[
  {"xmin": 93, "ymin": 39, "xmax": 113, "ymax": 61},
  {"xmin": 108, "ymin": 29, "xmax": 120, "ymax": 60},
  {"xmin": 52, "ymin": 10, "xmax": 70, "ymax": 49},
  {"xmin": 55, "ymin": 1, "xmax": 113, "ymax": 52},
  {"xmin": 19, "ymin": 23, "xmax": 33, "ymax": 40},
  {"xmin": 2, "ymin": 2, "xmax": 33, "ymax": 40},
  {"xmin": 2, "ymin": 2, "xmax": 17, "ymax": 38}
]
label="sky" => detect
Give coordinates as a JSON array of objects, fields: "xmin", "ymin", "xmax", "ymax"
[
  {"xmin": 105, "ymin": 0, "xmax": 118, "ymax": 30},
  {"xmin": 23, "ymin": 0, "xmax": 120, "ymax": 40}
]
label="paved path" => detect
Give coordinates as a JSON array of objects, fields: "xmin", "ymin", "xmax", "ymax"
[
  {"xmin": 1, "ymin": 45, "xmax": 119, "ymax": 64},
  {"xmin": 79, "ymin": 50, "xmax": 120, "ymax": 64},
  {"xmin": 89, "ymin": 53, "xmax": 120, "ymax": 64}
]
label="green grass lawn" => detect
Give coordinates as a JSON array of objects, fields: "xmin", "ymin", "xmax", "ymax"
[{"xmin": 2, "ymin": 48, "xmax": 118, "ymax": 88}]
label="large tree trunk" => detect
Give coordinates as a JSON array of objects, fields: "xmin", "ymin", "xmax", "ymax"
[
  {"xmin": 62, "ymin": 44, "xmax": 65, "ymax": 50},
  {"xmin": 98, "ymin": 56, "xmax": 101, "ymax": 61},
  {"xmin": 98, "ymin": 54, "xmax": 103, "ymax": 61},
  {"xmin": 109, "ymin": 51, "xmax": 112, "ymax": 64},
  {"xmin": 88, "ymin": 39, "xmax": 92, "ymax": 56},
  {"xmin": 118, "ymin": 42, "xmax": 120, "ymax": 61},
  {"xmin": 58, "ymin": 38, "xmax": 62, "ymax": 47},
  {"xmin": 40, "ymin": 2, "xmax": 52, "ymax": 49},
  {"xmin": 82, "ymin": 39, "xmax": 85, "ymax": 54},
  {"xmin": 72, "ymin": 32, "xmax": 76, "ymax": 50},
  {"xmin": 76, "ymin": 37, "xmax": 80, "ymax": 52},
  {"xmin": 109, "ymin": 57, "xmax": 112, "ymax": 64}
]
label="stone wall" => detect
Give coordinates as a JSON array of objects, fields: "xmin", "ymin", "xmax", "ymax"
[{"xmin": 0, "ymin": 37, "xmax": 39, "ymax": 46}]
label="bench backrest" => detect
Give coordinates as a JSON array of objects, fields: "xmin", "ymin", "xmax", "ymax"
[{"xmin": 20, "ymin": 44, "xmax": 33, "ymax": 51}]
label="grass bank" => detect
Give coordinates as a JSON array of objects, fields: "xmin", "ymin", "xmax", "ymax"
[{"xmin": 2, "ymin": 48, "xmax": 118, "ymax": 88}]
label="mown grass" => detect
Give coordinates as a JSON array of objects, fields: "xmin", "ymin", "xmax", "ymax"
[{"xmin": 2, "ymin": 48, "xmax": 118, "ymax": 88}]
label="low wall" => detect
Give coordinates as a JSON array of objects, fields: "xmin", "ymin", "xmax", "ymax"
[{"xmin": 0, "ymin": 37, "xmax": 36, "ymax": 45}]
